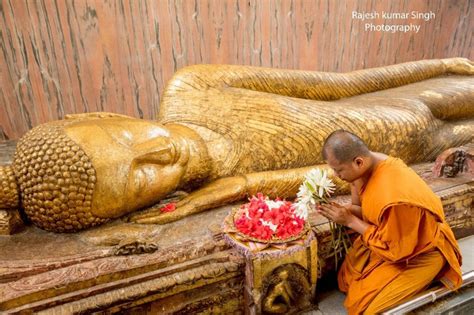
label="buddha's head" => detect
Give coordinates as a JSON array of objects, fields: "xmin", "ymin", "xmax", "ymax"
[{"xmin": 9, "ymin": 114, "xmax": 207, "ymax": 232}]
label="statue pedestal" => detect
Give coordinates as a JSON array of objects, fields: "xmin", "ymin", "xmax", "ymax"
[{"xmin": 224, "ymin": 231, "xmax": 318, "ymax": 314}]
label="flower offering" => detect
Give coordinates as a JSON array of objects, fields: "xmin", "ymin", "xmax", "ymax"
[
  {"xmin": 293, "ymin": 168, "xmax": 336, "ymax": 219},
  {"xmin": 229, "ymin": 168, "xmax": 339, "ymax": 244},
  {"xmin": 159, "ymin": 202, "xmax": 176, "ymax": 213},
  {"xmin": 234, "ymin": 193, "xmax": 305, "ymax": 241}
]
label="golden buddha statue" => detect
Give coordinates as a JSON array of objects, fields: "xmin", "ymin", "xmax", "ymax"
[{"xmin": 0, "ymin": 58, "xmax": 472, "ymax": 232}]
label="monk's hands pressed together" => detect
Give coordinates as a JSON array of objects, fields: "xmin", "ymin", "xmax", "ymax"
[
  {"xmin": 317, "ymin": 202, "xmax": 370, "ymax": 234},
  {"xmin": 317, "ymin": 202, "xmax": 355, "ymax": 226}
]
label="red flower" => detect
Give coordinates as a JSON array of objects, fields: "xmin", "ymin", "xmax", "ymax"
[
  {"xmin": 263, "ymin": 209, "xmax": 284, "ymax": 225},
  {"xmin": 252, "ymin": 225, "xmax": 273, "ymax": 240},
  {"xmin": 236, "ymin": 217, "xmax": 256, "ymax": 234},
  {"xmin": 276, "ymin": 225, "xmax": 291, "ymax": 239},
  {"xmin": 248, "ymin": 207, "xmax": 265, "ymax": 220},
  {"xmin": 160, "ymin": 203, "xmax": 177, "ymax": 213},
  {"xmin": 235, "ymin": 194, "xmax": 306, "ymax": 241}
]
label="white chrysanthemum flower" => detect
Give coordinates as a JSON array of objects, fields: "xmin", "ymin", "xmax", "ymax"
[
  {"xmin": 260, "ymin": 219, "xmax": 278, "ymax": 232},
  {"xmin": 297, "ymin": 184, "xmax": 312, "ymax": 203},
  {"xmin": 294, "ymin": 168, "xmax": 335, "ymax": 220},
  {"xmin": 265, "ymin": 200, "xmax": 285, "ymax": 210},
  {"xmin": 305, "ymin": 168, "xmax": 336, "ymax": 197},
  {"xmin": 293, "ymin": 200, "xmax": 310, "ymax": 220},
  {"xmin": 293, "ymin": 182, "xmax": 312, "ymax": 219}
]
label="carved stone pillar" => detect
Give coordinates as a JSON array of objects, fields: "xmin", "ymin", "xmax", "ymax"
[{"xmin": 225, "ymin": 230, "xmax": 318, "ymax": 314}]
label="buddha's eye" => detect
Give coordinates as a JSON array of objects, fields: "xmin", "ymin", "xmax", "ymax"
[{"xmin": 133, "ymin": 147, "xmax": 173, "ymax": 165}]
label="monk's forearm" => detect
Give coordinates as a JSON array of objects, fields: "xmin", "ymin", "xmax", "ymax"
[
  {"xmin": 347, "ymin": 215, "xmax": 370, "ymax": 235},
  {"xmin": 349, "ymin": 205, "xmax": 363, "ymax": 219}
]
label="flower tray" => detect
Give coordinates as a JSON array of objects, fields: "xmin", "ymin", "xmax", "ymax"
[{"xmin": 223, "ymin": 206, "xmax": 310, "ymax": 244}]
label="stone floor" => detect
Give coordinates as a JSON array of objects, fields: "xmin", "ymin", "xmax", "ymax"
[{"xmin": 303, "ymin": 235, "xmax": 474, "ymax": 315}]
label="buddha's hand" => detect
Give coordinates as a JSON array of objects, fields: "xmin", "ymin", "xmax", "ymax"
[
  {"xmin": 442, "ymin": 58, "xmax": 474, "ymax": 75},
  {"xmin": 127, "ymin": 176, "xmax": 248, "ymax": 224}
]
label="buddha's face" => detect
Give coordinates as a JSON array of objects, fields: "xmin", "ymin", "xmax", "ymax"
[{"xmin": 64, "ymin": 117, "xmax": 188, "ymax": 219}]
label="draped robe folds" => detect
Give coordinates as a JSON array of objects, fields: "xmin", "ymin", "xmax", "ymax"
[{"xmin": 337, "ymin": 157, "xmax": 462, "ymax": 314}]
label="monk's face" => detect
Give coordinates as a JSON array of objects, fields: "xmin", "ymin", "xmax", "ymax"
[
  {"xmin": 325, "ymin": 151, "xmax": 363, "ymax": 183},
  {"xmin": 64, "ymin": 117, "xmax": 188, "ymax": 218}
]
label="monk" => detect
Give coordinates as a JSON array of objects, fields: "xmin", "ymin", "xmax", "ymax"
[{"xmin": 318, "ymin": 130, "xmax": 462, "ymax": 314}]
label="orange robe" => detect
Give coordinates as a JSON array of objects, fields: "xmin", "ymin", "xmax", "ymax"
[{"xmin": 337, "ymin": 157, "xmax": 462, "ymax": 314}]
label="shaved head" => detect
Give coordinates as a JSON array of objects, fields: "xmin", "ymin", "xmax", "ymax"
[{"xmin": 322, "ymin": 130, "xmax": 370, "ymax": 162}]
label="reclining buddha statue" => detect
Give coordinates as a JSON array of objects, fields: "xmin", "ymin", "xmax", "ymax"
[{"xmin": 0, "ymin": 58, "xmax": 473, "ymax": 232}]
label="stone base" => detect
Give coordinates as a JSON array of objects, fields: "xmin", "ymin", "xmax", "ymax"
[
  {"xmin": 0, "ymin": 164, "xmax": 472, "ymax": 314},
  {"xmin": 238, "ymin": 234, "xmax": 318, "ymax": 314}
]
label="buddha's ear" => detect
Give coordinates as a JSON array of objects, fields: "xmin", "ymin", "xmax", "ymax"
[{"xmin": 133, "ymin": 147, "xmax": 173, "ymax": 165}]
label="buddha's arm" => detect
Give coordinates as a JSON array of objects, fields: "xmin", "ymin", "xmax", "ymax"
[
  {"xmin": 128, "ymin": 166, "xmax": 349, "ymax": 225},
  {"xmin": 162, "ymin": 58, "xmax": 473, "ymax": 105}
]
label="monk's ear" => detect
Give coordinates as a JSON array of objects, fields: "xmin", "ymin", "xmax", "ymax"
[{"xmin": 354, "ymin": 157, "xmax": 364, "ymax": 168}]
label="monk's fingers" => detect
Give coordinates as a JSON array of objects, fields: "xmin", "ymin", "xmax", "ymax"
[
  {"xmin": 316, "ymin": 208, "xmax": 329, "ymax": 218},
  {"xmin": 330, "ymin": 202, "xmax": 348, "ymax": 213},
  {"xmin": 319, "ymin": 203, "xmax": 339, "ymax": 213},
  {"xmin": 317, "ymin": 206, "xmax": 336, "ymax": 219},
  {"xmin": 318, "ymin": 211, "xmax": 336, "ymax": 222},
  {"xmin": 317, "ymin": 207, "xmax": 333, "ymax": 218}
]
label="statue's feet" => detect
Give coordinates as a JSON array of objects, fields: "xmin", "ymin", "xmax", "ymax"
[
  {"xmin": 433, "ymin": 145, "xmax": 474, "ymax": 178},
  {"xmin": 442, "ymin": 58, "xmax": 474, "ymax": 75}
]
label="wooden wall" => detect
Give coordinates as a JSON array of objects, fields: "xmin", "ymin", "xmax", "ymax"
[{"xmin": 1, "ymin": 0, "xmax": 473, "ymax": 140}]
